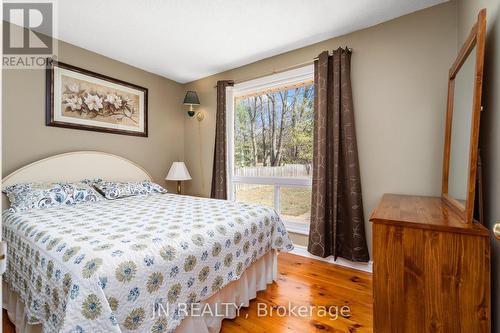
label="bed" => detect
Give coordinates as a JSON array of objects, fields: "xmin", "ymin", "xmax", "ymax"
[{"xmin": 1, "ymin": 151, "xmax": 293, "ymax": 333}]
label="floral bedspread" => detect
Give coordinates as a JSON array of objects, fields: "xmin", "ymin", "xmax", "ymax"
[{"xmin": 3, "ymin": 193, "xmax": 293, "ymax": 333}]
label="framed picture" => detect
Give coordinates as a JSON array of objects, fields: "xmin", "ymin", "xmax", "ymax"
[{"xmin": 46, "ymin": 60, "xmax": 148, "ymax": 137}]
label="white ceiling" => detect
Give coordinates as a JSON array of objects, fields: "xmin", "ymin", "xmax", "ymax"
[{"xmin": 51, "ymin": 0, "xmax": 446, "ymax": 83}]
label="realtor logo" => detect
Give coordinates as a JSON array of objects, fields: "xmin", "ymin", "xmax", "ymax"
[
  {"xmin": 3, "ymin": 2, "xmax": 53, "ymax": 54},
  {"xmin": 3, "ymin": 1, "xmax": 57, "ymax": 68}
]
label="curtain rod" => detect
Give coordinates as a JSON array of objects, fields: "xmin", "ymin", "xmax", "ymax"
[{"xmin": 212, "ymin": 47, "xmax": 353, "ymax": 88}]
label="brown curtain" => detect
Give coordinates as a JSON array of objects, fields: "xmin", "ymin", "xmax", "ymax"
[
  {"xmin": 308, "ymin": 48, "xmax": 370, "ymax": 262},
  {"xmin": 211, "ymin": 80, "xmax": 234, "ymax": 199}
]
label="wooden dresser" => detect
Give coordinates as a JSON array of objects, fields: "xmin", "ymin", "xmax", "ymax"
[{"xmin": 370, "ymin": 194, "xmax": 490, "ymax": 332}]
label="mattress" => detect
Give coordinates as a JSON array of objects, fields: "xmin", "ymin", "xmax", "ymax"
[{"xmin": 2, "ymin": 193, "xmax": 293, "ymax": 332}]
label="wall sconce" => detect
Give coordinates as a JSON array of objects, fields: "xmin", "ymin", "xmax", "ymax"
[{"xmin": 183, "ymin": 91, "xmax": 203, "ymax": 121}]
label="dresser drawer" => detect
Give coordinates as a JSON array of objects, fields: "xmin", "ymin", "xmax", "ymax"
[{"xmin": 371, "ymin": 194, "xmax": 490, "ymax": 333}]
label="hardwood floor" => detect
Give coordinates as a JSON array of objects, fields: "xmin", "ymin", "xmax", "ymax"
[
  {"xmin": 221, "ymin": 253, "xmax": 373, "ymax": 332},
  {"xmin": 3, "ymin": 253, "xmax": 373, "ymax": 333},
  {"xmin": 3, "ymin": 309, "xmax": 15, "ymax": 333}
]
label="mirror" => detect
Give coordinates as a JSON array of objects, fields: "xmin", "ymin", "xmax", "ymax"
[
  {"xmin": 442, "ymin": 9, "xmax": 486, "ymax": 224},
  {"xmin": 448, "ymin": 46, "xmax": 476, "ymax": 203}
]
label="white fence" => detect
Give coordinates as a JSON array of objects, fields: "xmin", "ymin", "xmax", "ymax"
[
  {"xmin": 234, "ymin": 164, "xmax": 311, "ymax": 192},
  {"xmin": 235, "ymin": 164, "xmax": 311, "ymax": 178}
]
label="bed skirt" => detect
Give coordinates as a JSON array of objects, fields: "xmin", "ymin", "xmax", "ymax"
[{"xmin": 3, "ymin": 250, "xmax": 278, "ymax": 333}]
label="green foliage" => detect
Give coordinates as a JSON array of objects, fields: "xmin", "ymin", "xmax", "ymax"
[
  {"xmin": 234, "ymin": 102, "xmax": 253, "ymax": 167},
  {"xmin": 234, "ymin": 85, "xmax": 314, "ymax": 168}
]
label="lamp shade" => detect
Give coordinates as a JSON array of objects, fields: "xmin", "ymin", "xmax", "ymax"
[
  {"xmin": 165, "ymin": 162, "xmax": 192, "ymax": 181},
  {"xmin": 183, "ymin": 91, "xmax": 200, "ymax": 105}
]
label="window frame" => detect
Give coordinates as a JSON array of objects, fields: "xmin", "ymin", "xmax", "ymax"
[{"xmin": 226, "ymin": 65, "xmax": 314, "ymax": 235}]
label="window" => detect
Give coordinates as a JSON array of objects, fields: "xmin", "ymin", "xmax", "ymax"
[{"xmin": 226, "ymin": 65, "xmax": 314, "ymax": 234}]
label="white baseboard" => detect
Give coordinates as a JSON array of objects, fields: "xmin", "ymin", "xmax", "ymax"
[{"xmin": 289, "ymin": 244, "xmax": 373, "ymax": 273}]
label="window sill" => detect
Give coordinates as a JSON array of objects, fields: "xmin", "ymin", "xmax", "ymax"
[{"xmin": 284, "ymin": 220, "xmax": 310, "ymax": 235}]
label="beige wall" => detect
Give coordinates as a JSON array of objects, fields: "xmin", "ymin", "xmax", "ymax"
[
  {"xmin": 183, "ymin": 2, "xmax": 458, "ymax": 251},
  {"xmin": 457, "ymin": 0, "xmax": 500, "ymax": 329},
  {"xmin": 2, "ymin": 36, "xmax": 185, "ymax": 192},
  {"xmin": 3, "ymin": 2, "xmax": 484, "ymax": 265}
]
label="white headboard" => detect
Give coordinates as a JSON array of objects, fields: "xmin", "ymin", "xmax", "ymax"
[{"xmin": 2, "ymin": 151, "xmax": 152, "ymax": 209}]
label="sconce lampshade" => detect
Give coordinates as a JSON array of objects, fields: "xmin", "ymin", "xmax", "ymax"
[{"xmin": 183, "ymin": 91, "xmax": 200, "ymax": 105}]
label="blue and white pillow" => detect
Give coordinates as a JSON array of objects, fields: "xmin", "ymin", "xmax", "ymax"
[
  {"xmin": 93, "ymin": 180, "xmax": 167, "ymax": 199},
  {"xmin": 3, "ymin": 181, "xmax": 103, "ymax": 212}
]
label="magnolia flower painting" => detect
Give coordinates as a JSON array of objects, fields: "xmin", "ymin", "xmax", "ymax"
[
  {"xmin": 47, "ymin": 61, "xmax": 148, "ymax": 137},
  {"xmin": 61, "ymin": 78, "xmax": 140, "ymax": 125}
]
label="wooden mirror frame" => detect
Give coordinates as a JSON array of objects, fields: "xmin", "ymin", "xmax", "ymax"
[{"xmin": 442, "ymin": 9, "xmax": 486, "ymax": 224}]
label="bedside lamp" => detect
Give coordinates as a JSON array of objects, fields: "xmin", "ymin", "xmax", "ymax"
[
  {"xmin": 166, "ymin": 162, "xmax": 192, "ymax": 194},
  {"xmin": 183, "ymin": 91, "xmax": 203, "ymax": 121}
]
